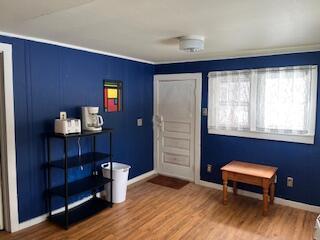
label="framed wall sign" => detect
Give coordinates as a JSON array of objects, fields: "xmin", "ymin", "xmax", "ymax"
[{"xmin": 103, "ymin": 80, "xmax": 123, "ymax": 112}]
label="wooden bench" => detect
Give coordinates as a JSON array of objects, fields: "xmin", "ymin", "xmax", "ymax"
[{"xmin": 221, "ymin": 161, "xmax": 278, "ymax": 215}]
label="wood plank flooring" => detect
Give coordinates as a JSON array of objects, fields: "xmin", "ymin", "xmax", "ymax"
[{"xmin": 0, "ymin": 182, "xmax": 317, "ymax": 240}]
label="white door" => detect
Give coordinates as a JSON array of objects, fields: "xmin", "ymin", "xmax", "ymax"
[{"xmin": 154, "ymin": 73, "xmax": 201, "ymax": 181}]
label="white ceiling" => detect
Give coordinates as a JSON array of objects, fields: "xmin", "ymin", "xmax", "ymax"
[{"xmin": 0, "ymin": 0, "xmax": 320, "ymax": 63}]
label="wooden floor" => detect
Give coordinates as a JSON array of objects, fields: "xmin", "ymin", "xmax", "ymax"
[{"xmin": 0, "ymin": 182, "xmax": 317, "ymax": 240}]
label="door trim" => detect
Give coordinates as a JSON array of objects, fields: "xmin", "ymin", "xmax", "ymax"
[
  {"xmin": 153, "ymin": 73, "xmax": 202, "ymax": 183},
  {"xmin": 0, "ymin": 43, "xmax": 19, "ymax": 232}
]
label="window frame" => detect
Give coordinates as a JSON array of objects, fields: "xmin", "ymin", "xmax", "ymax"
[{"xmin": 207, "ymin": 65, "xmax": 318, "ymax": 144}]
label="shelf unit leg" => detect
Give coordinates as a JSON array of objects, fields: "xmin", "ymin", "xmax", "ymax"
[
  {"xmin": 47, "ymin": 137, "xmax": 52, "ymax": 218},
  {"xmin": 109, "ymin": 132, "xmax": 113, "ymax": 206},
  {"xmin": 64, "ymin": 138, "xmax": 69, "ymax": 229},
  {"xmin": 93, "ymin": 135, "xmax": 97, "ymax": 197}
]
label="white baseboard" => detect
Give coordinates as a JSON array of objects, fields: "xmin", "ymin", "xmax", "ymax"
[
  {"xmin": 198, "ymin": 180, "xmax": 320, "ymax": 213},
  {"xmin": 15, "ymin": 170, "xmax": 156, "ymax": 232},
  {"xmin": 127, "ymin": 170, "xmax": 157, "ymax": 185},
  {"xmin": 17, "ymin": 194, "xmax": 94, "ymax": 231},
  {"xmin": 17, "ymin": 214, "xmax": 47, "ymax": 231}
]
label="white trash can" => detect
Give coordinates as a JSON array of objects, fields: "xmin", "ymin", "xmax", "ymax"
[{"xmin": 101, "ymin": 162, "xmax": 131, "ymax": 203}]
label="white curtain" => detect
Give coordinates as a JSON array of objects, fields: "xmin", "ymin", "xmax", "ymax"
[
  {"xmin": 208, "ymin": 70, "xmax": 251, "ymax": 131},
  {"xmin": 208, "ymin": 65, "xmax": 317, "ymax": 137},
  {"xmin": 256, "ymin": 66, "xmax": 313, "ymax": 135}
]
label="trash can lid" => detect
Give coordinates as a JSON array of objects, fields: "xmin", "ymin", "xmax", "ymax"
[{"xmin": 101, "ymin": 162, "xmax": 131, "ymax": 171}]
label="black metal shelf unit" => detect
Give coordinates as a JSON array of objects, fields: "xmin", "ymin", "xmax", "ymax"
[{"xmin": 47, "ymin": 128, "xmax": 113, "ymax": 229}]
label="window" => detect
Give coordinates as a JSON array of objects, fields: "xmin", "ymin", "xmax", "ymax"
[{"xmin": 208, "ymin": 65, "xmax": 318, "ymax": 144}]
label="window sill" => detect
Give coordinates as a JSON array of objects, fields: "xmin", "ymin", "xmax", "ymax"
[{"xmin": 208, "ymin": 129, "xmax": 314, "ymax": 144}]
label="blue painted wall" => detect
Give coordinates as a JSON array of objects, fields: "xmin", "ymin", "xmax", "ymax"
[
  {"xmin": 2, "ymin": 31, "xmax": 320, "ymax": 223},
  {"xmin": 155, "ymin": 52, "xmax": 320, "ymax": 207},
  {"xmin": 0, "ymin": 35, "xmax": 154, "ymax": 222}
]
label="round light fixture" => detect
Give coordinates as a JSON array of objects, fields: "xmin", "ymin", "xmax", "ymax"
[{"xmin": 179, "ymin": 35, "xmax": 205, "ymax": 52}]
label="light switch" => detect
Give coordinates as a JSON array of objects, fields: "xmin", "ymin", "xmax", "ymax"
[
  {"xmin": 137, "ymin": 118, "xmax": 143, "ymax": 126},
  {"xmin": 202, "ymin": 108, "xmax": 208, "ymax": 116}
]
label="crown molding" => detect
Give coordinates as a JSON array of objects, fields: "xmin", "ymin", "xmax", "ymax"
[
  {"xmin": 0, "ymin": 31, "xmax": 155, "ymax": 65},
  {"xmin": 155, "ymin": 44, "xmax": 320, "ymax": 65}
]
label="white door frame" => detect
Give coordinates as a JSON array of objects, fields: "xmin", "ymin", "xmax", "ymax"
[
  {"xmin": 0, "ymin": 52, "xmax": 3, "ymax": 231},
  {"xmin": 0, "ymin": 43, "xmax": 19, "ymax": 232},
  {"xmin": 153, "ymin": 73, "xmax": 202, "ymax": 184}
]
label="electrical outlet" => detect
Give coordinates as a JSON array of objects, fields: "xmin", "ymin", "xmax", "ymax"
[
  {"xmin": 137, "ymin": 118, "xmax": 143, "ymax": 127},
  {"xmin": 287, "ymin": 177, "xmax": 294, "ymax": 187},
  {"xmin": 60, "ymin": 111, "xmax": 67, "ymax": 120},
  {"xmin": 207, "ymin": 164, "xmax": 212, "ymax": 173}
]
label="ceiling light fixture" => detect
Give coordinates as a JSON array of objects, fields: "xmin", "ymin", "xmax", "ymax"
[{"xmin": 179, "ymin": 35, "xmax": 205, "ymax": 52}]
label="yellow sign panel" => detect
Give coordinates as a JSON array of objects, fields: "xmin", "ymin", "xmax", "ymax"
[{"xmin": 108, "ymin": 88, "xmax": 117, "ymax": 98}]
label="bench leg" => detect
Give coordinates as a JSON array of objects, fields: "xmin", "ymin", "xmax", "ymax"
[
  {"xmin": 223, "ymin": 180, "xmax": 228, "ymax": 205},
  {"xmin": 233, "ymin": 181, "xmax": 237, "ymax": 195},
  {"xmin": 263, "ymin": 186, "xmax": 269, "ymax": 216},
  {"xmin": 270, "ymin": 182, "xmax": 275, "ymax": 205}
]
